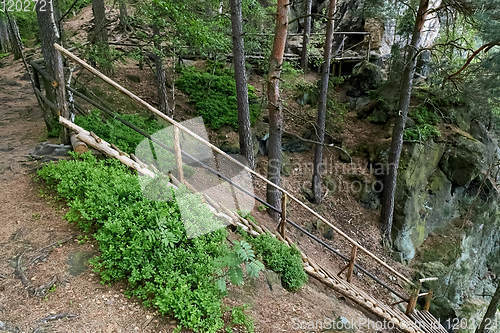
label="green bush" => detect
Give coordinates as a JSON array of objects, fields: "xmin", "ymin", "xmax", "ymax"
[
  {"xmin": 246, "ymin": 233, "xmax": 307, "ymax": 292},
  {"xmin": 404, "ymin": 105, "xmax": 441, "ymax": 141},
  {"xmin": 37, "ymin": 153, "xmax": 251, "ymax": 332},
  {"xmin": 230, "ymin": 305, "xmax": 254, "ymax": 333},
  {"xmin": 176, "ymin": 66, "xmax": 261, "ymax": 130},
  {"xmin": 75, "ymin": 109, "xmax": 164, "ymax": 154}
]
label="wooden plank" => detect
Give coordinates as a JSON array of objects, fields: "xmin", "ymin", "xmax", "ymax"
[{"xmin": 54, "ymin": 42, "xmax": 416, "ymax": 288}]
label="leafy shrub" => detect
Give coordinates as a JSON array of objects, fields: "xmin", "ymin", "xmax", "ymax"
[
  {"xmin": 37, "ymin": 153, "xmax": 255, "ymax": 332},
  {"xmin": 246, "ymin": 233, "xmax": 307, "ymax": 292},
  {"xmin": 85, "ymin": 43, "xmax": 121, "ymax": 74},
  {"xmin": 176, "ymin": 66, "xmax": 261, "ymax": 130},
  {"xmin": 75, "ymin": 109, "xmax": 164, "ymax": 154},
  {"xmin": 230, "ymin": 305, "xmax": 254, "ymax": 333},
  {"xmin": 215, "ymin": 241, "xmax": 264, "ymax": 293},
  {"xmin": 404, "ymin": 105, "xmax": 441, "ymax": 141}
]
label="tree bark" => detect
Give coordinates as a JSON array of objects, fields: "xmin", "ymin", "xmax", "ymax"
[
  {"xmin": 6, "ymin": 15, "xmax": 22, "ymax": 60},
  {"xmin": 119, "ymin": 0, "xmax": 129, "ymax": 31},
  {"xmin": 36, "ymin": 1, "xmax": 70, "ymax": 143},
  {"xmin": 381, "ymin": 0, "xmax": 430, "ymax": 241},
  {"xmin": 311, "ymin": 0, "xmax": 336, "ymax": 204},
  {"xmin": 91, "ymin": 0, "xmax": 108, "ymax": 44},
  {"xmin": 476, "ymin": 281, "xmax": 500, "ymax": 333},
  {"xmin": 152, "ymin": 26, "xmax": 170, "ymax": 116},
  {"xmin": 266, "ymin": 0, "xmax": 289, "ymax": 220},
  {"xmin": 0, "ymin": 15, "xmax": 12, "ymax": 53},
  {"xmin": 300, "ymin": 0, "xmax": 312, "ymax": 69},
  {"xmin": 230, "ymin": 0, "xmax": 255, "ymax": 170}
]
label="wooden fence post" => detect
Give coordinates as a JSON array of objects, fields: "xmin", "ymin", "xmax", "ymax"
[
  {"xmin": 406, "ymin": 284, "xmax": 421, "ymax": 315},
  {"xmin": 173, "ymin": 126, "xmax": 184, "ymax": 183},
  {"xmin": 423, "ymin": 290, "xmax": 433, "ymax": 311},
  {"xmin": 346, "ymin": 245, "xmax": 358, "ymax": 283},
  {"xmin": 279, "ymin": 192, "xmax": 287, "ymax": 238}
]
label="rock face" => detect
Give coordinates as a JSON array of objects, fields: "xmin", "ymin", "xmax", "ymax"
[
  {"xmin": 393, "ymin": 134, "xmax": 493, "ymax": 260},
  {"xmin": 392, "ymin": 130, "xmax": 499, "ymax": 328}
]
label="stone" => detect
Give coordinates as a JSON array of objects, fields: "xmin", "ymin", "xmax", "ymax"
[
  {"xmin": 359, "ymin": 182, "xmax": 381, "ymax": 210},
  {"xmin": 439, "ymin": 136, "xmax": 486, "ymax": 186},
  {"xmin": 0, "ymin": 321, "xmax": 20, "ymax": 333},
  {"xmin": 349, "ymin": 61, "xmax": 386, "ymax": 93},
  {"xmin": 282, "ymin": 132, "xmax": 312, "ymax": 153},
  {"xmin": 392, "ymin": 141, "xmax": 447, "ymax": 260},
  {"xmin": 68, "ymin": 251, "xmax": 95, "ymax": 276},
  {"xmin": 30, "ymin": 142, "xmax": 72, "ymax": 161}
]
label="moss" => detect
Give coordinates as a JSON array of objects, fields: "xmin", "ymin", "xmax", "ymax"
[{"xmin": 417, "ymin": 235, "xmax": 461, "ymax": 266}]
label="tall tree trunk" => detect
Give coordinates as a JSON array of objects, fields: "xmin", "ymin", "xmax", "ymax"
[
  {"xmin": 0, "ymin": 15, "xmax": 12, "ymax": 53},
  {"xmin": 476, "ymin": 281, "xmax": 500, "ymax": 333},
  {"xmin": 153, "ymin": 26, "xmax": 170, "ymax": 116},
  {"xmin": 230, "ymin": 0, "xmax": 255, "ymax": 170},
  {"xmin": 6, "ymin": 15, "xmax": 22, "ymax": 60},
  {"xmin": 119, "ymin": 0, "xmax": 129, "ymax": 31},
  {"xmin": 36, "ymin": 1, "xmax": 70, "ymax": 143},
  {"xmin": 300, "ymin": 0, "xmax": 312, "ymax": 69},
  {"xmin": 266, "ymin": 0, "xmax": 289, "ymax": 220},
  {"xmin": 311, "ymin": 0, "xmax": 336, "ymax": 204},
  {"xmin": 381, "ymin": 0, "xmax": 430, "ymax": 241},
  {"xmin": 91, "ymin": 0, "xmax": 108, "ymax": 44}
]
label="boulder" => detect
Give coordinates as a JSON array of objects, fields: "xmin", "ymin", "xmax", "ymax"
[
  {"xmin": 349, "ymin": 61, "xmax": 386, "ymax": 93},
  {"xmin": 439, "ymin": 136, "xmax": 486, "ymax": 186}
]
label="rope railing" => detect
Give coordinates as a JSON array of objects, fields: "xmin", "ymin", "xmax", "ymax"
[{"xmin": 53, "ymin": 43, "xmax": 418, "ymax": 292}]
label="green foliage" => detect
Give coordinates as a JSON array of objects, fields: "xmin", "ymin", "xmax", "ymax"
[
  {"xmin": 230, "ymin": 305, "xmax": 255, "ymax": 333},
  {"xmin": 75, "ymin": 110, "xmax": 164, "ymax": 154},
  {"xmin": 37, "ymin": 153, "xmax": 257, "ymax": 332},
  {"xmin": 136, "ymin": 0, "xmax": 231, "ymax": 58},
  {"xmin": 404, "ymin": 106, "xmax": 441, "ymax": 141},
  {"xmin": 58, "ymin": 0, "xmax": 92, "ymax": 16},
  {"xmin": 176, "ymin": 65, "xmax": 261, "ymax": 130},
  {"xmin": 47, "ymin": 123, "xmax": 62, "ymax": 138},
  {"xmin": 84, "ymin": 43, "xmax": 121, "ymax": 74},
  {"xmin": 215, "ymin": 240, "xmax": 264, "ymax": 293},
  {"xmin": 245, "ymin": 233, "xmax": 307, "ymax": 292}
]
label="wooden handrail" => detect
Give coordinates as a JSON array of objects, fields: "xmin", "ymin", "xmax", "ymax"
[{"xmin": 53, "ymin": 43, "xmax": 415, "ymax": 287}]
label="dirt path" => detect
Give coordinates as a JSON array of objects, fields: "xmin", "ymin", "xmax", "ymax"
[{"xmin": 0, "ymin": 56, "xmax": 177, "ymax": 333}]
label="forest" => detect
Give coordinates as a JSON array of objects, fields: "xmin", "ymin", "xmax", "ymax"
[{"xmin": 0, "ymin": 0, "xmax": 498, "ymax": 332}]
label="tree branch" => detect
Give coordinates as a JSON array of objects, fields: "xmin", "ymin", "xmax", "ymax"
[{"xmin": 446, "ymin": 40, "xmax": 500, "ymax": 80}]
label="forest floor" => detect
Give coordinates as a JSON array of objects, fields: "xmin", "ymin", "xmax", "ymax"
[{"xmin": 0, "ymin": 54, "xmax": 394, "ymax": 332}]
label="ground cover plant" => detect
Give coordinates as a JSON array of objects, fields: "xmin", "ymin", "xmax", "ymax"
[
  {"xmin": 75, "ymin": 110, "xmax": 164, "ymax": 154},
  {"xmin": 244, "ymin": 232, "xmax": 308, "ymax": 292},
  {"xmin": 37, "ymin": 153, "xmax": 257, "ymax": 332},
  {"xmin": 176, "ymin": 65, "xmax": 261, "ymax": 130}
]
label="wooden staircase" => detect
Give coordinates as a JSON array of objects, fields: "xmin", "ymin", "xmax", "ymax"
[{"xmin": 52, "ymin": 44, "xmax": 449, "ymax": 333}]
